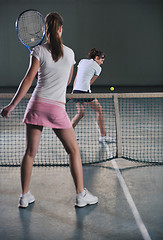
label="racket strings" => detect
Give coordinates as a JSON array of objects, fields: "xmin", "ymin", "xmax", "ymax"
[{"xmin": 17, "ymin": 11, "xmax": 45, "ymax": 47}]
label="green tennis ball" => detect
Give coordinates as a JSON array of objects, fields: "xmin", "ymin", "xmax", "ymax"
[{"xmin": 110, "ymin": 86, "xmax": 114, "ymax": 91}]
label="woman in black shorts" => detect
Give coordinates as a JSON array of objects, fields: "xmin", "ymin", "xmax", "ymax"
[{"xmin": 72, "ymin": 48, "xmax": 115, "ymax": 144}]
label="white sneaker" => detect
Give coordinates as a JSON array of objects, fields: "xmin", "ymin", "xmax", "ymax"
[
  {"xmin": 75, "ymin": 188, "xmax": 98, "ymax": 207},
  {"xmin": 99, "ymin": 136, "xmax": 115, "ymax": 144},
  {"xmin": 18, "ymin": 191, "xmax": 35, "ymax": 208}
]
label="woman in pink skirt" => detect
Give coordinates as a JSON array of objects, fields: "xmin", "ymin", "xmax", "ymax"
[{"xmin": 1, "ymin": 12, "xmax": 98, "ymax": 208}]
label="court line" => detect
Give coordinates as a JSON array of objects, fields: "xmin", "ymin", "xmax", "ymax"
[{"xmin": 111, "ymin": 158, "xmax": 152, "ymax": 240}]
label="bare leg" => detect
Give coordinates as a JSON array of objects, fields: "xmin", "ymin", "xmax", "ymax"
[
  {"xmin": 21, "ymin": 124, "xmax": 43, "ymax": 194},
  {"xmin": 71, "ymin": 102, "xmax": 85, "ymax": 128},
  {"xmin": 53, "ymin": 127, "xmax": 84, "ymax": 194},
  {"xmin": 88, "ymin": 98, "xmax": 106, "ymax": 136}
]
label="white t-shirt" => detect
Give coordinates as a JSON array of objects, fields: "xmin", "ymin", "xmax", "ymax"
[
  {"xmin": 31, "ymin": 43, "xmax": 75, "ymax": 103},
  {"xmin": 73, "ymin": 59, "xmax": 101, "ymax": 92}
]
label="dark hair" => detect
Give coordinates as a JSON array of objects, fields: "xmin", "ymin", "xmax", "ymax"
[
  {"xmin": 45, "ymin": 12, "xmax": 63, "ymax": 62},
  {"xmin": 87, "ymin": 48, "xmax": 105, "ymax": 60}
]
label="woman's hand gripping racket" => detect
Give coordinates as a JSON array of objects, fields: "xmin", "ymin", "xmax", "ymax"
[
  {"xmin": 15, "ymin": 9, "xmax": 46, "ymax": 53},
  {"xmin": 1, "ymin": 10, "xmax": 46, "ymax": 119}
]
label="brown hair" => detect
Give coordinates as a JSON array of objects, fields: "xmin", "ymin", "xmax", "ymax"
[
  {"xmin": 45, "ymin": 12, "xmax": 63, "ymax": 62},
  {"xmin": 87, "ymin": 48, "xmax": 105, "ymax": 60}
]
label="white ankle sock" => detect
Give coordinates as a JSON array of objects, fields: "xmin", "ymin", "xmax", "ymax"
[
  {"xmin": 22, "ymin": 191, "xmax": 30, "ymax": 197},
  {"xmin": 77, "ymin": 189, "xmax": 85, "ymax": 197}
]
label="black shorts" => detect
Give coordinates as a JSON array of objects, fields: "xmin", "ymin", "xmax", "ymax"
[{"xmin": 72, "ymin": 90, "xmax": 95, "ymax": 103}]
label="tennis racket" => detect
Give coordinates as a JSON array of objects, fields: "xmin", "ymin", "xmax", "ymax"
[{"xmin": 15, "ymin": 9, "xmax": 46, "ymax": 52}]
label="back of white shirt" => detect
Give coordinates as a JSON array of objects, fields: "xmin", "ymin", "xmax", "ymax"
[
  {"xmin": 31, "ymin": 43, "xmax": 75, "ymax": 103},
  {"xmin": 73, "ymin": 59, "xmax": 101, "ymax": 92}
]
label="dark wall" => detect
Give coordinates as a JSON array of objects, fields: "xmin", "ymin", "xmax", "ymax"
[{"xmin": 0, "ymin": 0, "xmax": 162, "ymax": 87}]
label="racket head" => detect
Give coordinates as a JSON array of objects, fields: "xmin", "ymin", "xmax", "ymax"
[{"xmin": 15, "ymin": 9, "xmax": 46, "ymax": 52}]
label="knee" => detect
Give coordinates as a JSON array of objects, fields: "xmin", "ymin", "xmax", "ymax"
[
  {"xmin": 78, "ymin": 110, "xmax": 85, "ymax": 118},
  {"xmin": 24, "ymin": 148, "xmax": 37, "ymax": 159},
  {"xmin": 66, "ymin": 144, "xmax": 80, "ymax": 156},
  {"xmin": 99, "ymin": 106, "xmax": 104, "ymax": 114},
  {"xmin": 96, "ymin": 105, "xmax": 103, "ymax": 115}
]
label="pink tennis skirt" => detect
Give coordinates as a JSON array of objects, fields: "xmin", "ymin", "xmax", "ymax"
[{"xmin": 23, "ymin": 97, "xmax": 72, "ymax": 129}]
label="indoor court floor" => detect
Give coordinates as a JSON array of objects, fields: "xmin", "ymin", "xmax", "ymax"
[
  {"xmin": 0, "ymin": 159, "xmax": 162, "ymax": 240},
  {"xmin": 1, "ymin": 0, "xmax": 162, "ymax": 239}
]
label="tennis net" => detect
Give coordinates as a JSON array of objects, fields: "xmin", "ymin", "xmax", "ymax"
[{"xmin": 0, "ymin": 93, "xmax": 162, "ymax": 166}]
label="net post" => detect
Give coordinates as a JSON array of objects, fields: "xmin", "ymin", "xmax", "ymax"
[{"xmin": 113, "ymin": 94, "xmax": 122, "ymax": 158}]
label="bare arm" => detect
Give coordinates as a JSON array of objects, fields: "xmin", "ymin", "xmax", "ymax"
[
  {"xmin": 1, "ymin": 56, "xmax": 40, "ymax": 118},
  {"xmin": 90, "ymin": 75, "xmax": 98, "ymax": 86}
]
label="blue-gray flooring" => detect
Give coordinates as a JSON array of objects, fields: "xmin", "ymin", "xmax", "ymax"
[{"xmin": 0, "ymin": 159, "xmax": 162, "ymax": 240}]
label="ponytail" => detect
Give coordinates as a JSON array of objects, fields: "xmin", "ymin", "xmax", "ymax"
[
  {"xmin": 45, "ymin": 12, "xmax": 63, "ymax": 62},
  {"xmin": 87, "ymin": 48, "xmax": 105, "ymax": 60}
]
